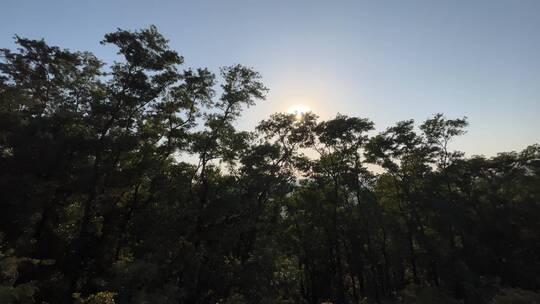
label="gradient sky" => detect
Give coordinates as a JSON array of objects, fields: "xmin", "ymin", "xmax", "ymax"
[{"xmin": 2, "ymin": 0, "xmax": 539, "ymax": 156}]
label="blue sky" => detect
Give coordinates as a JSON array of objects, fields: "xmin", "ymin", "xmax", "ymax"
[{"xmin": 2, "ymin": 0, "xmax": 539, "ymax": 156}]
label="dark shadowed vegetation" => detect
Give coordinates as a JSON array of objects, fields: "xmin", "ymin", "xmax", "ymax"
[{"xmin": 1, "ymin": 27, "xmax": 539, "ymax": 304}]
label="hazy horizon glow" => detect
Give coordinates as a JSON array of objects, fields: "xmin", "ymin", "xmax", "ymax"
[
  {"xmin": 287, "ymin": 104, "xmax": 312, "ymax": 120},
  {"xmin": 1, "ymin": 0, "xmax": 539, "ymax": 157}
]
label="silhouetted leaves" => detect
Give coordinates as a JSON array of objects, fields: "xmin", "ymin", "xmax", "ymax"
[{"xmin": 1, "ymin": 27, "xmax": 539, "ymax": 304}]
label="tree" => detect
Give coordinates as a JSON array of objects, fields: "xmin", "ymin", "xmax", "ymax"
[{"xmin": 1, "ymin": 27, "xmax": 539, "ymax": 304}]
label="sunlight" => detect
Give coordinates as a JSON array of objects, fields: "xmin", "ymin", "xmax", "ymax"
[{"xmin": 287, "ymin": 104, "xmax": 311, "ymax": 119}]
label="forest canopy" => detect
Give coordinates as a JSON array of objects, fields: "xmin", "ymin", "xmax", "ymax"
[{"xmin": 1, "ymin": 26, "xmax": 539, "ymax": 304}]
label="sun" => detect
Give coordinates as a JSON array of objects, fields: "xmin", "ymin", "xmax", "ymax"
[{"xmin": 287, "ymin": 104, "xmax": 311, "ymax": 120}]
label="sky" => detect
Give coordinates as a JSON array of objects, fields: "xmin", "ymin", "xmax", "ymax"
[{"xmin": 2, "ymin": 0, "xmax": 539, "ymax": 157}]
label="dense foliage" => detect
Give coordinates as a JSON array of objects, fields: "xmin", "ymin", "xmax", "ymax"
[{"xmin": 1, "ymin": 27, "xmax": 539, "ymax": 304}]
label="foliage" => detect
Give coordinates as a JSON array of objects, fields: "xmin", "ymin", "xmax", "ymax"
[
  {"xmin": 1, "ymin": 26, "xmax": 539, "ymax": 304},
  {"xmin": 74, "ymin": 291, "xmax": 116, "ymax": 304}
]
